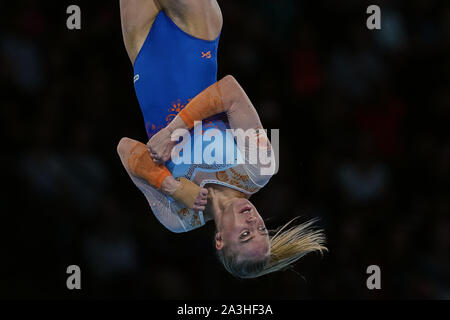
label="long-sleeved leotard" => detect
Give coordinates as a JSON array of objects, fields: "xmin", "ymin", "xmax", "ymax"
[{"xmin": 120, "ymin": 75, "xmax": 275, "ymax": 233}]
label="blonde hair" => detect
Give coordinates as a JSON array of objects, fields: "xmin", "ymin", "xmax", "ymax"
[{"xmin": 216, "ymin": 217, "xmax": 328, "ymax": 279}]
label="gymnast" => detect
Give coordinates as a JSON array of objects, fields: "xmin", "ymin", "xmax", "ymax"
[{"xmin": 118, "ymin": 0, "xmax": 326, "ymax": 279}]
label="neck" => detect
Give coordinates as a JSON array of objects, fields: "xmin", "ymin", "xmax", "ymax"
[{"xmin": 203, "ymin": 184, "xmax": 247, "ymax": 225}]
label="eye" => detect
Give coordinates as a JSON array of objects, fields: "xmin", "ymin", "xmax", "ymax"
[
  {"xmin": 258, "ymin": 226, "xmax": 267, "ymax": 232},
  {"xmin": 240, "ymin": 231, "xmax": 250, "ymax": 239}
]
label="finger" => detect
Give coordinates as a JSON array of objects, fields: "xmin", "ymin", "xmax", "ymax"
[
  {"xmin": 196, "ymin": 199, "xmax": 207, "ymax": 206},
  {"xmin": 194, "ymin": 205, "xmax": 206, "ymax": 211},
  {"xmin": 200, "ymin": 188, "xmax": 208, "ymax": 196}
]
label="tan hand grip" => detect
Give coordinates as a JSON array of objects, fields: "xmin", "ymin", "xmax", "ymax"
[{"xmin": 171, "ymin": 178, "xmax": 201, "ymax": 209}]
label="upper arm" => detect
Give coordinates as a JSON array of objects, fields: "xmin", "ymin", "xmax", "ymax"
[{"xmin": 120, "ymin": 0, "xmax": 161, "ymax": 64}]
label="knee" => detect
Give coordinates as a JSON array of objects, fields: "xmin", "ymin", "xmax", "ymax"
[
  {"xmin": 221, "ymin": 75, "xmax": 244, "ymax": 104},
  {"xmin": 222, "ymin": 74, "xmax": 238, "ymax": 87}
]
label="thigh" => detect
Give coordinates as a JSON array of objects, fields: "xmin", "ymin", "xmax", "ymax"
[
  {"xmin": 159, "ymin": 0, "xmax": 223, "ymax": 40},
  {"xmin": 120, "ymin": 0, "xmax": 161, "ymax": 65}
]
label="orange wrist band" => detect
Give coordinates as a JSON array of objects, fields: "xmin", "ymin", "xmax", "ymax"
[
  {"xmin": 118, "ymin": 138, "xmax": 171, "ymax": 190},
  {"xmin": 178, "ymin": 81, "xmax": 225, "ymax": 129}
]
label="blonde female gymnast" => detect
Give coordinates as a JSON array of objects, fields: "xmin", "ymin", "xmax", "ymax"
[{"xmin": 119, "ymin": 0, "xmax": 326, "ymax": 279}]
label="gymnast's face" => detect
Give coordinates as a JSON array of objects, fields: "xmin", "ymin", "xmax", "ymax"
[{"xmin": 215, "ymin": 198, "xmax": 270, "ymax": 260}]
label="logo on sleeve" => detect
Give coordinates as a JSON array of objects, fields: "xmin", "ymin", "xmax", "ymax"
[
  {"xmin": 134, "ymin": 74, "xmax": 140, "ymax": 83},
  {"xmin": 201, "ymin": 51, "xmax": 212, "ymax": 59}
]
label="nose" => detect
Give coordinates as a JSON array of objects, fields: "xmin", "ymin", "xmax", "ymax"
[{"xmin": 246, "ymin": 215, "xmax": 256, "ymax": 224}]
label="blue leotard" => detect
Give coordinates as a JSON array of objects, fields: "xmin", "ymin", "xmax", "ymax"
[
  {"xmin": 133, "ymin": 10, "xmax": 226, "ymax": 139},
  {"xmin": 128, "ymin": 11, "xmax": 268, "ymax": 232}
]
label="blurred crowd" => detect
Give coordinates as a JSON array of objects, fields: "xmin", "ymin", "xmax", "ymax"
[{"xmin": 1, "ymin": 0, "xmax": 449, "ymax": 299}]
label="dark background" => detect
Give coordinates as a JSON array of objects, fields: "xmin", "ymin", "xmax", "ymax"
[{"xmin": 1, "ymin": 0, "xmax": 449, "ymax": 299}]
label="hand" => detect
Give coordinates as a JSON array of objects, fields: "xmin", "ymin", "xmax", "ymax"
[
  {"xmin": 192, "ymin": 187, "xmax": 208, "ymax": 211},
  {"xmin": 147, "ymin": 127, "xmax": 177, "ymax": 164},
  {"xmin": 164, "ymin": 177, "xmax": 209, "ymax": 211}
]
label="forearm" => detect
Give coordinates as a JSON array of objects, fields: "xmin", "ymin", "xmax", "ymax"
[
  {"xmin": 158, "ymin": 171, "xmax": 205, "ymax": 211},
  {"xmin": 168, "ymin": 75, "xmax": 263, "ymax": 132},
  {"xmin": 168, "ymin": 79, "xmax": 226, "ymax": 131},
  {"xmin": 118, "ymin": 137, "xmax": 171, "ymax": 190},
  {"xmin": 118, "ymin": 138, "xmax": 206, "ymax": 209},
  {"xmin": 161, "ymin": 175, "xmax": 181, "ymax": 195}
]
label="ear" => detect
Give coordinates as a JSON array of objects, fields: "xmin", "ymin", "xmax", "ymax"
[{"xmin": 215, "ymin": 232, "xmax": 224, "ymax": 250}]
